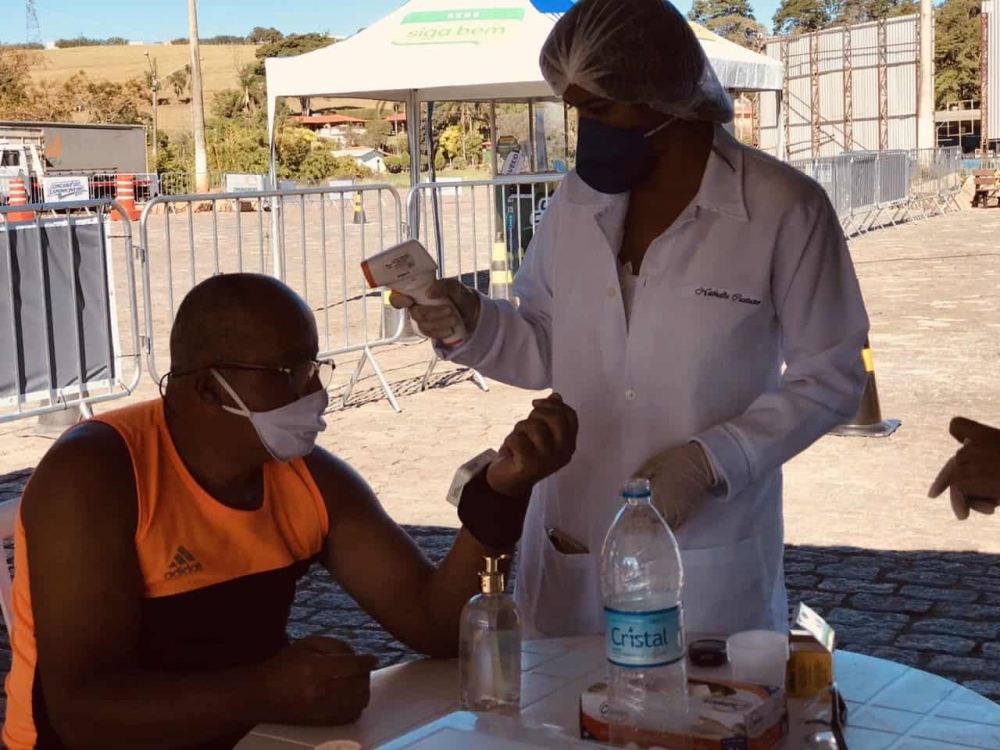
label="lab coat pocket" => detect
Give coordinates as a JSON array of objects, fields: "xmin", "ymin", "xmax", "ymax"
[
  {"xmin": 532, "ymin": 535, "xmax": 602, "ymax": 638},
  {"xmin": 680, "ymin": 536, "xmax": 769, "ymax": 637}
]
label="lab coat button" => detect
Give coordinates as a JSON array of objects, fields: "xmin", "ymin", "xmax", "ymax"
[
  {"xmin": 625, "ymin": 389, "xmax": 637, "ymax": 402},
  {"xmin": 607, "ymin": 287, "xmax": 616, "ymax": 299}
]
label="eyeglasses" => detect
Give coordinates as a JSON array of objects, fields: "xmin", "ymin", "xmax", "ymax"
[{"xmin": 210, "ymin": 358, "xmax": 337, "ymax": 394}]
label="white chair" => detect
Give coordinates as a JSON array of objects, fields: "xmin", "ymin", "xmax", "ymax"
[{"xmin": 0, "ymin": 497, "xmax": 19, "ymax": 635}]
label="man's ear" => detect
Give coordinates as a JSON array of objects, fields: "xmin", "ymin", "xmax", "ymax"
[{"xmin": 193, "ymin": 370, "xmax": 224, "ymax": 407}]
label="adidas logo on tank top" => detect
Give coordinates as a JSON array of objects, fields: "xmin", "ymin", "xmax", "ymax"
[{"xmin": 165, "ymin": 546, "xmax": 203, "ymax": 580}]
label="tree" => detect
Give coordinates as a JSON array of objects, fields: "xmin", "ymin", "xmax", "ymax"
[
  {"xmin": 210, "ymin": 89, "xmax": 246, "ymax": 121},
  {"xmin": 864, "ymin": 0, "xmax": 918, "ymax": 18},
  {"xmin": 832, "ymin": 0, "xmax": 917, "ymax": 24},
  {"xmin": 249, "ymin": 33, "xmax": 336, "ymax": 117},
  {"xmin": 772, "ymin": 0, "xmax": 835, "ymax": 34},
  {"xmin": 154, "ymin": 131, "xmax": 194, "ymax": 174},
  {"xmin": 275, "ymin": 127, "xmax": 317, "ymax": 176},
  {"xmin": 358, "ymin": 119, "xmax": 392, "ymax": 150},
  {"xmin": 0, "ymin": 47, "xmax": 32, "ymax": 115},
  {"xmin": 253, "ymin": 34, "xmax": 336, "ymax": 73},
  {"xmin": 249, "ymin": 26, "xmax": 284, "ymax": 44},
  {"xmin": 168, "ymin": 66, "xmax": 191, "ymax": 103},
  {"xmin": 934, "ymin": 0, "xmax": 981, "ymax": 108},
  {"xmin": 56, "ymin": 73, "xmax": 147, "ymax": 124},
  {"xmin": 236, "ymin": 62, "xmax": 265, "ymax": 118},
  {"xmin": 689, "ymin": 0, "xmax": 766, "ymax": 49},
  {"xmin": 206, "ymin": 119, "xmax": 270, "ymax": 174}
]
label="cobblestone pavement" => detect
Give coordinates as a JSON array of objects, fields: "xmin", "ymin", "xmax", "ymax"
[{"xmin": 1, "ymin": 482, "xmax": 999, "ymax": 725}]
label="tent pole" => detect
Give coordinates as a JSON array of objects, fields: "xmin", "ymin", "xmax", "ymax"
[
  {"xmin": 528, "ymin": 100, "xmax": 537, "ymax": 172},
  {"xmin": 564, "ymin": 101, "xmax": 570, "ymax": 165},
  {"xmin": 427, "ymin": 101, "xmax": 444, "ymax": 269},
  {"xmin": 269, "ymin": 122, "xmax": 283, "ymax": 281},
  {"xmin": 490, "ymin": 101, "xmax": 499, "ymax": 177},
  {"xmin": 776, "ymin": 90, "xmax": 787, "ymax": 161},
  {"xmin": 406, "ymin": 91, "xmax": 421, "ymax": 237}
]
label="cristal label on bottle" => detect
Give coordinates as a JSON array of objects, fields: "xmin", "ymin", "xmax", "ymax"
[{"xmin": 604, "ymin": 605, "xmax": 683, "ymax": 669}]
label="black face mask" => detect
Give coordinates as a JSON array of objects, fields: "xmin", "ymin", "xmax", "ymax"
[{"xmin": 575, "ymin": 116, "xmax": 676, "ymax": 195}]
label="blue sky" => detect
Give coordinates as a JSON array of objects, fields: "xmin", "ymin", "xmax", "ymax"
[{"xmin": 0, "ymin": 0, "xmax": 781, "ymax": 45}]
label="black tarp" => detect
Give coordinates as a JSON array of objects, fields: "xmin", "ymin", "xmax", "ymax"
[{"xmin": 0, "ymin": 218, "xmax": 116, "ymax": 402}]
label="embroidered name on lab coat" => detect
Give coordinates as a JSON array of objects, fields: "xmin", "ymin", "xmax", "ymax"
[{"xmin": 695, "ymin": 287, "xmax": 762, "ymax": 306}]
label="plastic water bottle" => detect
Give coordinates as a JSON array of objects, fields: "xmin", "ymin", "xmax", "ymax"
[{"xmin": 600, "ymin": 478, "xmax": 691, "ymax": 749}]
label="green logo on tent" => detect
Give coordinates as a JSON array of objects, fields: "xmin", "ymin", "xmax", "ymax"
[{"xmin": 395, "ymin": 8, "xmax": 525, "ymax": 46}]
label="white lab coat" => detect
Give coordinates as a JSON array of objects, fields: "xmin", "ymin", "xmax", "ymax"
[{"xmin": 443, "ymin": 127, "xmax": 870, "ymax": 639}]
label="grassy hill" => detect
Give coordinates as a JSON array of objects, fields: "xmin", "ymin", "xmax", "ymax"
[
  {"xmin": 25, "ymin": 44, "xmax": 380, "ymax": 135},
  {"xmin": 28, "ymin": 44, "xmax": 259, "ymax": 133}
]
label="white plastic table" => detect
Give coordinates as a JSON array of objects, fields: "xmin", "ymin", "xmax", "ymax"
[{"xmin": 237, "ymin": 637, "xmax": 1000, "ymax": 750}]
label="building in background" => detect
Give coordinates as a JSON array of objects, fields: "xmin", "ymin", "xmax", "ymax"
[
  {"xmin": 332, "ymin": 147, "xmax": 387, "ymax": 173},
  {"xmin": 289, "ymin": 114, "xmax": 368, "ymax": 146},
  {"xmin": 936, "ymin": 100, "xmax": 982, "ymax": 153},
  {"xmin": 984, "ymin": 0, "xmax": 999, "ymax": 152},
  {"xmin": 759, "ymin": 15, "xmax": 922, "ymax": 159}
]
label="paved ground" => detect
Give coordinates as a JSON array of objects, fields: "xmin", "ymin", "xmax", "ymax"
[{"xmin": 1, "ymin": 208, "xmax": 1000, "ymax": 720}]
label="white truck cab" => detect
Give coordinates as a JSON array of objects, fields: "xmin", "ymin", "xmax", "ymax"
[{"xmin": 0, "ymin": 143, "xmax": 45, "ymax": 203}]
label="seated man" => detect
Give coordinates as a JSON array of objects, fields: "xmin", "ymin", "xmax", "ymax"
[
  {"xmin": 3, "ymin": 273, "xmax": 578, "ymax": 750},
  {"xmin": 930, "ymin": 417, "xmax": 1000, "ymax": 519}
]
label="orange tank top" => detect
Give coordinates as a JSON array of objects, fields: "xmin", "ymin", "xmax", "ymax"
[{"xmin": 3, "ymin": 399, "xmax": 329, "ymax": 750}]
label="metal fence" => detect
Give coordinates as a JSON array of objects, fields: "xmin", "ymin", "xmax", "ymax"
[
  {"xmin": 789, "ymin": 146, "xmax": 962, "ymax": 235},
  {"xmin": 407, "ymin": 173, "xmax": 564, "ymax": 293},
  {"xmin": 139, "ymin": 183, "xmax": 408, "ymax": 411},
  {"xmin": 87, "ymin": 173, "xmax": 160, "ymax": 204},
  {"xmin": 1, "ymin": 173, "xmax": 160, "ymax": 205},
  {"xmin": 0, "ymin": 199, "xmax": 143, "ymax": 423},
  {"xmin": 405, "ymin": 173, "xmax": 564, "ymax": 391},
  {"xmin": 0, "ymin": 148, "xmax": 969, "ymax": 424},
  {"xmin": 158, "ymin": 172, "xmax": 230, "ymax": 197}
]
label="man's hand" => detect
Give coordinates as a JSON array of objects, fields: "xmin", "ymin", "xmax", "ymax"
[
  {"xmin": 262, "ymin": 637, "xmax": 378, "ymax": 726},
  {"xmin": 636, "ymin": 442, "xmax": 716, "ymax": 530},
  {"xmin": 487, "ymin": 393, "xmax": 578, "ymax": 498},
  {"xmin": 390, "ymin": 278, "xmax": 481, "ymax": 342},
  {"xmin": 929, "ymin": 417, "xmax": 1000, "ymax": 519}
]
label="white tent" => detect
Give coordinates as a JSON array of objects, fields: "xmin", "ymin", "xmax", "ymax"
[{"xmin": 265, "ymin": 0, "xmax": 785, "ymax": 174}]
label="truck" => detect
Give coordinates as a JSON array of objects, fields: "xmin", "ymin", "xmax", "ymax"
[{"xmin": 0, "ymin": 121, "xmax": 153, "ymax": 206}]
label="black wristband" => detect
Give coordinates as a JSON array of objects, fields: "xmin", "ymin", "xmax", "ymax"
[{"xmin": 457, "ymin": 466, "xmax": 531, "ymax": 550}]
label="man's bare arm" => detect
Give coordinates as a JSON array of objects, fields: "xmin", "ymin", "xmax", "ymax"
[
  {"xmin": 25, "ymin": 424, "xmax": 369, "ymax": 748},
  {"xmin": 311, "ymin": 394, "xmax": 578, "ymax": 659}
]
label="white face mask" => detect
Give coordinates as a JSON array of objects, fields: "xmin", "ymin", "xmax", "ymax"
[{"xmin": 212, "ymin": 369, "xmax": 328, "ymax": 462}]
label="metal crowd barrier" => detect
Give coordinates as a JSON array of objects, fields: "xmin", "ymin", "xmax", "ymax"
[
  {"xmin": 790, "ymin": 147, "xmax": 961, "ymax": 236},
  {"xmin": 908, "ymin": 148, "xmax": 963, "ymax": 217},
  {"xmin": 88, "ymin": 173, "xmax": 160, "ymax": 204},
  {"xmin": 138, "ymin": 183, "xmax": 407, "ymax": 412},
  {"xmin": 0, "ymin": 152, "xmax": 969, "ymax": 425},
  {"xmin": 0, "ymin": 199, "xmax": 143, "ymax": 424},
  {"xmin": 405, "ymin": 173, "xmax": 564, "ymax": 390},
  {"xmin": 158, "ymin": 172, "xmax": 229, "ymax": 197}
]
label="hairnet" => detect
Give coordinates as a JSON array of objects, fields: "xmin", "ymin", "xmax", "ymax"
[{"xmin": 539, "ymin": 0, "xmax": 734, "ymax": 123}]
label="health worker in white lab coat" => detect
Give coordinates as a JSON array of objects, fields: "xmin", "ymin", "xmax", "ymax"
[{"xmin": 394, "ymin": 0, "xmax": 871, "ymax": 639}]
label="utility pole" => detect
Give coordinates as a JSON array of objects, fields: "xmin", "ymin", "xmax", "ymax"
[
  {"xmin": 144, "ymin": 53, "xmax": 159, "ymax": 169},
  {"xmin": 917, "ymin": 0, "xmax": 936, "ymax": 149},
  {"xmin": 188, "ymin": 0, "xmax": 209, "ymax": 192}
]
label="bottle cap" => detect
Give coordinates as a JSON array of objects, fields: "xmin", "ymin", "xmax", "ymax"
[
  {"xmin": 622, "ymin": 477, "xmax": 652, "ymax": 499},
  {"xmin": 479, "ymin": 554, "xmax": 510, "ymax": 594}
]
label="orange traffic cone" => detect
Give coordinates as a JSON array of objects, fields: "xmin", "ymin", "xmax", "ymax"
[
  {"xmin": 831, "ymin": 338, "xmax": 900, "ymax": 437},
  {"xmin": 111, "ymin": 174, "xmax": 141, "ymax": 221},
  {"xmin": 4, "ymin": 178, "xmax": 36, "ymax": 223}
]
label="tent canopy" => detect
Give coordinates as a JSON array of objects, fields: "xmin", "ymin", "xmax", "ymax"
[{"xmin": 265, "ymin": 0, "xmax": 783, "ymax": 135}]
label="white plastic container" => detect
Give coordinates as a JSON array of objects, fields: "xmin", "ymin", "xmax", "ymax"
[{"xmin": 727, "ymin": 629, "xmax": 790, "ymax": 688}]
